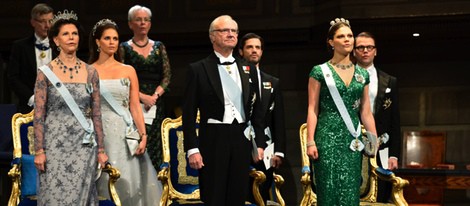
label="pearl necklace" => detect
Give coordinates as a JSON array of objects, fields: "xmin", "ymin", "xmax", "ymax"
[
  {"xmin": 329, "ymin": 60, "xmax": 354, "ymax": 70},
  {"xmin": 55, "ymin": 57, "xmax": 81, "ymax": 79}
]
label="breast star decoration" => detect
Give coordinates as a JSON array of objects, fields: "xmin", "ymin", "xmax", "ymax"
[{"xmin": 383, "ymin": 98, "xmax": 392, "ymax": 109}]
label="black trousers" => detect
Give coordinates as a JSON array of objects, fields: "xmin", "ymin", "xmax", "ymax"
[
  {"xmin": 199, "ymin": 122, "xmax": 252, "ymax": 206},
  {"xmin": 376, "ymin": 152, "xmax": 392, "ymax": 202}
]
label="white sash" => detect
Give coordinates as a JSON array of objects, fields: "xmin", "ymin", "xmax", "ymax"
[{"xmin": 320, "ymin": 63, "xmax": 363, "ymax": 151}]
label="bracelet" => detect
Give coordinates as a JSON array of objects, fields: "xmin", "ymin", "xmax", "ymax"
[
  {"xmin": 35, "ymin": 150, "xmax": 45, "ymax": 156},
  {"xmin": 307, "ymin": 141, "xmax": 316, "ymax": 147},
  {"xmin": 140, "ymin": 133, "xmax": 147, "ymax": 137},
  {"xmin": 98, "ymin": 150, "xmax": 106, "ymax": 154}
]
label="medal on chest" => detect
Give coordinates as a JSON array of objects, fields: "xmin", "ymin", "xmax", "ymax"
[{"xmin": 40, "ymin": 51, "xmax": 46, "ymax": 59}]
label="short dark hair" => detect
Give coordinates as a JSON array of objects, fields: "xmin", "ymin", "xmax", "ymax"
[
  {"xmin": 355, "ymin": 31, "xmax": 377, "ymax": 47},
  {"xmin": 239, "ymin": 32, "xmax": 264, "ymax": 51},
  {"xmin": 31, "ymin": 3, "xmax": 53, "ymax": 20}
]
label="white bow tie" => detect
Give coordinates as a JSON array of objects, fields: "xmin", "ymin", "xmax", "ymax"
[
  {"xmin": 36, "ymin": 39, "xmax": 50, "ymax": 47},
  {"xmin": 219, "ymin": 56, "xmax": 235, "ymax": 64}
]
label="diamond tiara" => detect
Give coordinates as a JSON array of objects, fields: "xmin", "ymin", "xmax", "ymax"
[
  {"xmin": 92, "ymin": 19, "xmax": 117, "ymax": 36},
  {"xmin": 50, "ymin": 10, "xmax": 78, "ymax": 26},
  {"xmin": 329, "ymin": 18, "xmax": 350, "ymax": 31}
]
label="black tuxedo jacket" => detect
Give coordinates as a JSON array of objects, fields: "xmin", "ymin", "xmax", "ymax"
[
  {"xmin": 258, "ymin": 71, "xmax": 286, "ymax": 155},
  {"xmin": 7, "ymin": 35, "xmax": 56, "ymax": 113},
  {"xmin": 374, "ymin": 69, "xmax": 401, "ymax": 161},
  {"xmin": 182, "ymin": 52, "xmax": 265, "ymax": 152}
]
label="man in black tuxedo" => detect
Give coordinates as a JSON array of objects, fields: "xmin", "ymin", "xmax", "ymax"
[
  {"xmin": 7, "ymin": 3, "xmax": 54, "ymax": 113},
  {"xmin": 354, "ymin": 32, "xmax": 401, "ymax": 202},
  {"xmin": 239, "ymin": 33, "xmax": 286, "ymax": 204},
  {"xmin": 182, "ymin": 15, "xmax": 265, "ymax": 206}
]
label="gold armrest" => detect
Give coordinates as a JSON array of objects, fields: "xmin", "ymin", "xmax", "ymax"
[
  {"xmin": 102, "ymin": 163, "xmax": 121, "ymax": 206},
  {"xmin": 273, "ymin": 173, "xmax": 285, "ymax": 206},
  {"xmin": 375, "ymin": 170, "xmax": 409, "ymax": 206},
  {"xmin": 364, "ymin": 156, "xmax": 409, "ymax": 206},
  {"xmin": 8, "ymin": 163, "xmax": 21, "ymax": 206},
  {"xmin": 157, "ymin": 165, "xmax": 170, "ymax": 206},
  {"xmin": 300, "ymin": 172, "xmax": 316, "ymax": 206},
  {"xmin": 250, "ymin": 168, "xmax": 266, "ymax": 206},
  {"xmin": 299, "ymin": 123, "xmax": 317, "ymax": 206},
  {"xmin": 389, "ymin": 175, "xmax": 408, "ymax": 206}
]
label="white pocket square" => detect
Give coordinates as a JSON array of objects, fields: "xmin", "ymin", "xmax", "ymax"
[{"xmin": 385, "ymin": 88, "xmax": 391, "ymax": 93}]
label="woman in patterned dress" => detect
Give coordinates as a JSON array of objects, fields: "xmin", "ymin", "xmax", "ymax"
[
  {"xmin": 306, "ymin": 18, "xmax": 377, "ymax": 205},
  {"xmin": 120, "ymin": 5, "xmax": 171, "ymax": 170},
  {"xmin": 89, "ymin": 18, "xmax": 162, "ymax": 205},
  {"xmin": 33, "ymin": 10, "xmax": 108, "ymax": 206}
]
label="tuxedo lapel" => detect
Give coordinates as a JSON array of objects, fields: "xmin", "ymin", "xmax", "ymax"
[
  {"xmin": 260, "ymin": 73, "xmax": 272, "ymax": 114},
  {"xmin": 236, "ymin": 59, "xmax": 250, "ymax": 106},
  {"xmin": 204, "ymin": 54, "xmax": 224, "ymax": 104},
  {"xmin": 375, "ymin": 70, "xmax": 390, "ymax": 113},
  {"xmin": 26, "ymin": 36, "xmax": 37, "ymax": 70}
]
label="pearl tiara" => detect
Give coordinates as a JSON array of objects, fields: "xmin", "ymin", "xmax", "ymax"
[
  {"xmin": 329, "ymin": 18, "xmax": 350, "ymax": 31},
  {"xmin": 50, "ymin": 10, "xmax": 78, "ymax": 26},
  {"xmin": 92, "ymin": 19, "xmax": 117, "ymax": 36}
]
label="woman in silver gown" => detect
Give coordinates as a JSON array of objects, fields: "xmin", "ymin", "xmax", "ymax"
[
  {"xmin": 34, "ymin": 10, "xmax": 108, "ymax": 206},
  {"xmin": 88, "ymin": 19, "xmax": 162, "ymax": 205}
]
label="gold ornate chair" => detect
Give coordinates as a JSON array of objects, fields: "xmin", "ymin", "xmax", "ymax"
[
  {"xmin": 250, "ymin": 169, "xmax": 285, "ymax": 206},
  {"xmin": 158, "ymin": 115, "xmax": 283, "ymax": 206},
  {"xmin": 298, "ymin": 123, "xmax": 409, "ymax": 206},
  {"xmin": 7, "ymin": 110, "xmax": 121, "ymax": 206},
  {"xmin": 264, "ymin": 172, "xmax": 286, "ymax": 206}
]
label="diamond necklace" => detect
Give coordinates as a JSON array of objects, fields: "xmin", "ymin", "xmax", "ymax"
[
  {"xmin": 55, "ymin": 57, "xmax": 81, "ymax": 79},
  {"xmin": 329, "ymin": 60, "xmax": 354, "ymax": 70}
]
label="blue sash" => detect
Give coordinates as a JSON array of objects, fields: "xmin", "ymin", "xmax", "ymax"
[
  {"xmin": 217, "ymin": 66, "xmax": 245, "ymax": 120},
  {"xmin": 100, "ymin": 80, "xmax": 137, "ymax": 135},
  {"xmin": 38, "ymin": 65, "xmax": 96, "ymax": 146}
]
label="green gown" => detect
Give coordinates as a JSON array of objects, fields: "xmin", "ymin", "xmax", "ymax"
[
  {"xmin": 121, "ymin": 40, "xmax": 171, "ymax": 170},
  {"xmin": 309, "ymin": 63, "xmax": 369, "ymax": 205}
]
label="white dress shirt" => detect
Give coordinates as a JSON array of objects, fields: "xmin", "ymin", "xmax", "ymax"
[
  {"xmin": 29, "ymin": 34, "xmax": 52, "ymax": 107},
  {"xmin": 362, "ymin": 64, "xmax": 398, "ymax": 166},
  {"xmin": 34, "ymin": 33, "xmax": 52, "ymax": 68},
  {"xmin": 365, "ymin": 64, "xmax": 378, "ymax": 114},
  {"xmin": 210, "ymin": 51, "xmax": 244, "ymax": 124}
]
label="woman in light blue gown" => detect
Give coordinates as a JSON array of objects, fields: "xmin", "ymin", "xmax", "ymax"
[{"xmin": 88, "ymin": 19, "xmax": 162, "ymax": 206}]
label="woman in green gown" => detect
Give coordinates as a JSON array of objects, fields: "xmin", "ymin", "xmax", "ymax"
[
  {"xmin": 306, "ymin": 18, "xmax": 377, "ymax": 205},
  {"xmin": 121, "ymin": 5, "xmax": 171, "ymax": 170}
]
